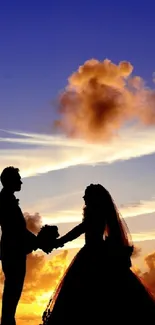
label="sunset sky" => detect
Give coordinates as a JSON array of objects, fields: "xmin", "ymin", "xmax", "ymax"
[{"xmin": 1, "ymin": 0, "xmax": 155, "ymax": 324}]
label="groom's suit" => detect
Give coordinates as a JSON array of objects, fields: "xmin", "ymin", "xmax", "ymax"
[{"xmin": 0, "ymin": 188, "xmax": 38, "ymax": 325}]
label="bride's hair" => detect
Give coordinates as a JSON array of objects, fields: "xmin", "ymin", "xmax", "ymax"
[{"xmin": 83, "ymin": 184, "xmax": 133, "ymax": 248}]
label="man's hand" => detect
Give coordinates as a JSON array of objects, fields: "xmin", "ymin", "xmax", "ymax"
[{"xmin": 40, "ymin": 244, "xmax": 53, "ymax": 254}]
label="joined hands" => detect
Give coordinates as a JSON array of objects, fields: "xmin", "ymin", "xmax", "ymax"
[{"xmin": 36, "ymin": 225, "xmax": 65, "ymax": 254}]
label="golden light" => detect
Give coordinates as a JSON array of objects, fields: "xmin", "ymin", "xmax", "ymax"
[{"xmin": 35, "ymin": 291, "xmax": 54, "ymax": 313}]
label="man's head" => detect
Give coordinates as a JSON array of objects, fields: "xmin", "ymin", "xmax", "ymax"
[{"xmin": 0, "ymin": 167, "xmax": 22, "ymax": 192}]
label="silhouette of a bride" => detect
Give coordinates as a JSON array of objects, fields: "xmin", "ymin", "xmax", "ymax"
[{"xmin": 41, "ymin": 184, "xmax": 155, "ymax": 324}]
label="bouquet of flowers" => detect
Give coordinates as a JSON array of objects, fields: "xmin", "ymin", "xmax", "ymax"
[{"xmin": 37, "ymin": 225, "xmax": 59, "ymax": 254}]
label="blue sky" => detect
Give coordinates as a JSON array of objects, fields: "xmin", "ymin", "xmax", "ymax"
[
  {"xmin": 1, "ymin": 0, "xmax": 155, "ymax": 132},
  {"xmin": 1, "ymin": 0, "xmax": 155, "ymax": 269}
]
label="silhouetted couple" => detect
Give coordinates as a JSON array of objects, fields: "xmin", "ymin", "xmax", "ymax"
[{"xmin": 1, "ymin": 167, "xmax": 155, "ymax": 325}]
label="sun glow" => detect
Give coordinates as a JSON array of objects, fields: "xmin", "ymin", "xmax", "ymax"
[{"xmin": 36, "ymin": 291, "xmax": 54, "ymax": 308}]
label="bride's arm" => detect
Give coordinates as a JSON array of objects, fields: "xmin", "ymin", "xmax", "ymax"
[{"xmin": 55, "ymin": 222, "xmax": 85, "ymax": 247}]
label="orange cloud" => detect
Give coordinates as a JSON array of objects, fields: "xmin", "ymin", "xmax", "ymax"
[
  {"xmin": 132, "ymin": 246, "xmax": 142, "ymax": 258},
  {"xmin": 55, "ymin": 58, "xmax": 155, "ymax": 141},
  {"xmin": 133, "ymin": 252, "xmax": 155, "ymax": 297},
  {"xmin": 22, "ymin": 250, "xmax": 69, "ymax": 303},
  {"xmin": 0, "ymin": 251, "xmax": 70, "ymax": 324},
  {"xmin": 24, "ymin": 212, "xmax": 42, "ymax": 234},
  {"xmin": 14, "ymin": 315, "xmax": 41, "ymax": 325}
]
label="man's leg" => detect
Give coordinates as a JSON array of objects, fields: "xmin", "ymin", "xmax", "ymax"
[{"xmin": 1, "ymin": 258, "xmax": 26, "ymax": 325}]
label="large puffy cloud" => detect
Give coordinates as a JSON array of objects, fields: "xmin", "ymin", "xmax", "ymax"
[{"xmin": 55, "ymin": 58, "xmax": 155, "ymax": 142}]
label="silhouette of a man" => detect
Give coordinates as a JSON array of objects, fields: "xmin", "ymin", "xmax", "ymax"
[{"xmin": 0, "ymin": 167, "xmax": 38, "ymax": 325}]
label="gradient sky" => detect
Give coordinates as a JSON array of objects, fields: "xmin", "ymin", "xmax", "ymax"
[
  {"xmin": 1, "ymin": 2, "xmax": 155, "ymax": 322},
  {"xmin": 1, "ymin": 0, "xmax": 155, "ymax": 241}
]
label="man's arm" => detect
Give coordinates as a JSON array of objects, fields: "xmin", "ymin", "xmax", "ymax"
[{"xmin": 25, "ymin": 229, "xmax": 38, "ymax": 254}]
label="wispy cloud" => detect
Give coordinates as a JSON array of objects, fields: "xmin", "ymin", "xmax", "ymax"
[
  {"xmin": 55, "ymin": 231, "xmax": 155, "ymax": 251},
  {"xmin": 0, "ymin": 127, "xmax": 155, "ymax": 178},
  {"xmin": 31, "ymin": 197, "xmax": 155, "ymax": 225},
  {"xmin": 120, "ymin": 199, "xmax": 155, "ymax": 218}
]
